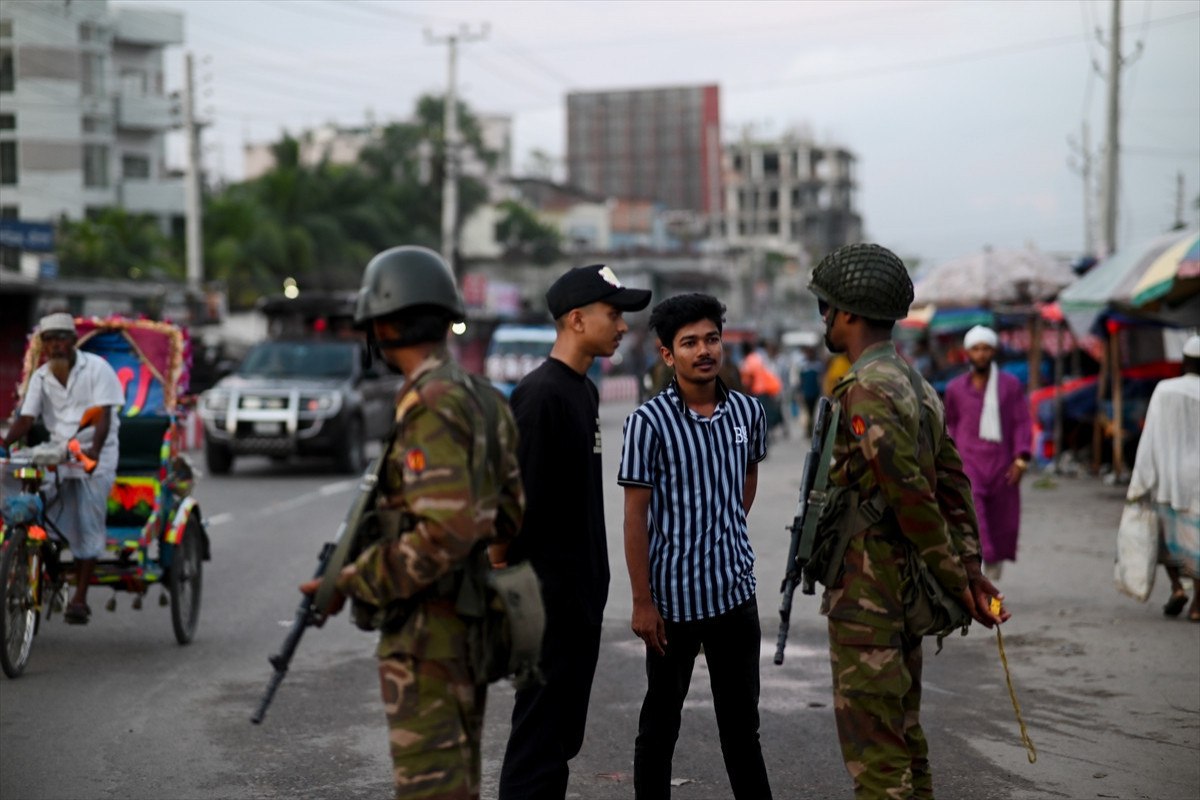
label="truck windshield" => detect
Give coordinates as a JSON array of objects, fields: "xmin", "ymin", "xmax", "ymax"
[{"xmin": 238, "ymin": 342, "xmax": 356, "ymax": 379}]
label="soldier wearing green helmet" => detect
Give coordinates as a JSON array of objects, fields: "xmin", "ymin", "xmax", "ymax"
[
  {"xmin": 807, "ymin": 242, "xmax": 1009, "ymax": 799},
  {"xmin": 301, "ymin": 245, "xmax": 525, "ymax": 799}
]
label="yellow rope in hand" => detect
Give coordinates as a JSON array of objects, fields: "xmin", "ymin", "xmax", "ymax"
[{"xmin": 991, "ymin": 597, "xmax": 1037, "ymax": 763}]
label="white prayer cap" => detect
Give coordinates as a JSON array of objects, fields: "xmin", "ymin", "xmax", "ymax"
[
  {"xmin": 1183, "ymin": 334, "xmax": 1200, "ymax": 358},
  {"xmin": 37, "ymin": 313, "xmax": 77, "ymax": 336},
  {"xmin": 963, "ymin": 325, "xmax": 998, "ymax": 349}
]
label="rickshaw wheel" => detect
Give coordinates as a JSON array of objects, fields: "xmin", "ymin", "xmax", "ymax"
[
  {"xmin": 0, "ymin": 530, "xmax": 39, "ymax": 678},
  {"xmin": 169, "ymin": 518, "xmax": 203, "ymax": 645}
]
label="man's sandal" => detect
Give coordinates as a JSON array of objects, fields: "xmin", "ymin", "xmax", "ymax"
[
  {"xmin": 64, "ymin": 603, "xmax": 91, "ymax": 625},
  {"xmin": 1163, "ymin": 591, "xmax": 1188, "ymax": 617}
]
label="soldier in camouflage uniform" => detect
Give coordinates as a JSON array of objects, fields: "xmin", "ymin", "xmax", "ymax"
[
  {"xmin": 302, "ymin": 246, "xmax": 524, "ymax": 800},
  {"xmin": 809, "ymin": 243, "xmax": 1010, "ymax": 800}
]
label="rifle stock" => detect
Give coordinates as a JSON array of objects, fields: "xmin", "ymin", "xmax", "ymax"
[
  {"xmin": 251, "ymin": 458, "xmax": 382, "ymax": 724},
  {"xmin": 774, "ymin": 397, "xmax": 834, "ymax": 666}
]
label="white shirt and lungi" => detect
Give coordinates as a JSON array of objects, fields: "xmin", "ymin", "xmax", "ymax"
[{"xmin": 19, "ymin": 351, "xmax": 124, "ymax": 560}]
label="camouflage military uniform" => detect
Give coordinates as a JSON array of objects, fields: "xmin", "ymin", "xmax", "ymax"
[
  {"xmin": 820, "ymin": 341, "xmax": 980, "ymax": 800},
  {"xmin": 337, "ymin": 348, "xmax": 524, "ymax": 800}
]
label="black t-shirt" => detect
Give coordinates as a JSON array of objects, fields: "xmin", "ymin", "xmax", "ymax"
[{"xmin": 507, "ymin": 357, "xmax": 610, "ymax": 626}]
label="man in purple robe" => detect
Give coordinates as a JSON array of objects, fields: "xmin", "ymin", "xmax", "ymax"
[{"xmin": 944, "ymin": 325, "xmax": 1033, "ymax": 580}]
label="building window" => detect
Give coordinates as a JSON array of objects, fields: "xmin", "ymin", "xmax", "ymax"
[
  {"xmin": 763, "ymin": 152, "xmax": 780, "ymax": 175},
  {"xmin": 120, "ymin": 69, "xmax": 147, "ymax": 97},
  {"xmin": 122, "ymin": 153, "xmax": 150, "ymax": 180},
  {"xmin": 0, "ymin": 112, "xmax": 13, "ymax": 130},
  {"xmin": 83, "ymin": 144, "xmax": 109, "ymax": 187},
  {"xmin": 0, "ymin": 19, "xmax": 12, "ymax": 39},
  {"xmin": 82, "ymin": 115, "xmax": 110, "ymax": 135},
  {"xmin": 81, "ymin": 53, "xmax": 105, "ymax": 97},
  {"xmin": 0, "ymin": 48, "xmax": 13, "ymax": 93},
  {"xmin": 0, "ymin": 141, "xmax": 16, "ymax": 185},
  {"xmin": 0, "ymin": 204, "xmax": 15, "ymax": 269}
]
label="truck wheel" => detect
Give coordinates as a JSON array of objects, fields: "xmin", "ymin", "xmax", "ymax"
[
  {"xmin": 205, "ymin": 441, "xmax": 233, "ymax": 475},
  {"xmin": 335, "ymin": 417, "xmax": 366, "ymax": 475}
]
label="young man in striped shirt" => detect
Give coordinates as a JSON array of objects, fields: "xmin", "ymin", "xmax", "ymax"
[{"xmin": 619, "ymin": 293, "xmax": 774, "ymax": 800}]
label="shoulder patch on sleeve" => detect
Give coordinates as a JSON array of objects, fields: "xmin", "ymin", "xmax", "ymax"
[
  {"xmin": 404, "ymin": 448, "xmax": 426, "ymax": 473},
  {"xmin": 849, "ymin": 414, "xmax": 869, "ymax": 438}
]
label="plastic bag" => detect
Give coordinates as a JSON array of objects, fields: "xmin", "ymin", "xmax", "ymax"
[{"xmin": 1114, "ymin": 502, "xmax": 1158, "ymax": 602}]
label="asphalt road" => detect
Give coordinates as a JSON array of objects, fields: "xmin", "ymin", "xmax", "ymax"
[{"xmin": 1, "ymin": 400, "xmax": 1197, "ymax": 800}]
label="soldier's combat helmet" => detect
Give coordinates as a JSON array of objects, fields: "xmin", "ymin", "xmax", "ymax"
[
  {"xmin": 354, "ymin": 245, "xmax": 466, "ymax": 326},
  {"xmin": 808, "ymin": 243, "xmax": 914, "ymax": 321}
]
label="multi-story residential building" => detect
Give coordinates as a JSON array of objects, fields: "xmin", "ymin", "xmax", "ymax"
[
  {"xmin": 0, "ymin": 0, "xmax": 184, "ymax": 273},
  {"xmin": 722, "ymin": 130, "xmax": 863, "ymax": 259},
  {"xmin": 566, "ymin": 84, "xmax": 721, "ymax": 216}
]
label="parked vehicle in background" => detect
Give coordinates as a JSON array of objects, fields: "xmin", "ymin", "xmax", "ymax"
[
  {"xmin": 485, "ymin": 323, "xmax": 605, "ymax": 397},
  {"xmin": 197, "ymin": 338, "xmax": 400, "ymax": 474},
  {"xmin": 485, "ymin": 324, "xmax": 558, "ymax": 398}
]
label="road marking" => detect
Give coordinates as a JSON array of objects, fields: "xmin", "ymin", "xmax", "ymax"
[{"xmin": 203, "ymin": 479, "xmax": 357, "ymax": 529}]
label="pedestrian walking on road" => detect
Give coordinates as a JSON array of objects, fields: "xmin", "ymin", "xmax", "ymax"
[
  {"xmin": 944, "ymin": 325, "xmax": 1034, "ymax": 580},
  {"xmin": 1126, "ymin": 334, "xmax": 1200, "ymax": 621},
  {"xmin": 301, "ymin": 246, "xmax": 524, "ymax": 800},
  {"xmin": 808, "ymin": 243, "xmax": 1008, "ymax": 800},
  {"xmin": 498, "ymin": 265, "xmax": 651, "ymax": 799},
  {"xmin": 619, "ymin": 293, "xmax": 773, "ymax": 800}
]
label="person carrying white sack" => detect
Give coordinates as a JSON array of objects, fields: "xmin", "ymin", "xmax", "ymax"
[{"xmin": 1125, "ymin": 334, "xmax": 1200, "ymax": 621}]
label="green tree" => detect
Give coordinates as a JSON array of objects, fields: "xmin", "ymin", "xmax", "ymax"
[
  {"xmin": 495, "ymin": 200, "xmax": 562, "ymax": 265},
  {"xmin": 56, "ymin": 208, "xmax": 181, "ymax": 280}
]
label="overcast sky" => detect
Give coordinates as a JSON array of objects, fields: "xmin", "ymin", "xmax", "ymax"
[{"xmin": 140, "ymin": 0, "xmax": 1200, "ymax": 266}]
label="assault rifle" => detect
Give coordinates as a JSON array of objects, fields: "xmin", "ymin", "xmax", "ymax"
[
  {"xmin": 251, "ymin": 457, "xmax": 383, "ymax": 724},
  {"xmin": 773, "ymin": 396, "xmax": 840, "ymax": 665}
]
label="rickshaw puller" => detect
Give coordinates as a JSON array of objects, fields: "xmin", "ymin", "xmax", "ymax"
[{"xmin": 1, "ymin": 313, "xmax": 125, "ymax": 624}]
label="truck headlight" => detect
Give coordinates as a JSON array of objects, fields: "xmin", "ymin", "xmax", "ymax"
[
  {"xmin": 200, "ymin": 390, "xmax": 228, "ymax": 413},
  {"xmin": 300, "ymin": 392, "xmax": 340, "ymax": 415}
]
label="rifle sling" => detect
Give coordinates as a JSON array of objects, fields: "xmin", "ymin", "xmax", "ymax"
[{"xmin": 797, "ymin": 403, "xmax": 841, "ymax": 562}]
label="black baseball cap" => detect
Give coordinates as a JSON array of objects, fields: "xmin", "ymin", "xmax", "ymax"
[{"xmin": 545, "ymin": 264, "xmax": 652, "ymax": 319}]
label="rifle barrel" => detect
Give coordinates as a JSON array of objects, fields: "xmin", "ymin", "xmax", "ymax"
[{"xmin": 250, "ymin": 543, "xmax": 334, "ymax": 724}]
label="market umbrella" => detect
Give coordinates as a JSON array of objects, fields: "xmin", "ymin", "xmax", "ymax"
[
  {"xmin": 913, "ymin": 246, "xmax": 1075, "ymax": 308},
  {"xmin": 1130, "ymin": 231, "xmax": 1200, "ymax": 308},
  {"xmin": 1059, "ymin": 228, "xmax": 1200, "ymax": 332}
]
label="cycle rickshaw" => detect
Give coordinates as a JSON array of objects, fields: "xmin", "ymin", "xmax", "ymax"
[{"xmin": 0, "ymin": 316, "xmax": 211, "ymax": 678}]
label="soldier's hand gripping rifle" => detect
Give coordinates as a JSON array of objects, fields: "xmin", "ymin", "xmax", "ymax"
[
  {"xmin": 774, "ymin": 396, "xmax": 840, "ymax": 665},
  {"xmin": 251, "ymin": 457, "xmax": 383, "ymax": 724}
]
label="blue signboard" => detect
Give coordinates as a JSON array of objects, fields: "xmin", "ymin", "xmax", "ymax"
[{"xmin": 0, "ymin": 219, "xmax": 55, "ymax": 252}]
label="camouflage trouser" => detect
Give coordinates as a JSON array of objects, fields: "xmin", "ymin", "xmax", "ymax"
[
  {"xmin": 828, "ymin": 620, "xmax": 931, "ymax": 800},
  {"xmin": 378, "ymin": 655, "xmax": 486, "ymax": 800}
]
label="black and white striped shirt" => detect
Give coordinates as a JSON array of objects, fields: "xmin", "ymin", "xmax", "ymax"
[{"xmin": 618, "ymin": 380, "xmax": 767, "ymax": 622}]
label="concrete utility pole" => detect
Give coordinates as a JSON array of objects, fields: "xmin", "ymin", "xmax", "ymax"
[
  {"xmin": 1101, "ymin": 0, "xmax": 1120, "ymax": 257},
  {"xmin": 425, "ymin": 25, "xmax": 488, "ymax": 276},
  {"xmin": 183, "ymin": 51, "xmax": 203, "ymax": 292},
  {"xmin": 1098, "ymin": 0, "xmax": 1141, "ymax": 257},
  {"xmin": 1068, "ymin": 122, "xmax": 1096, "ymax": 255},
  {"xmin": 1173, "ymin": 171, "xmax": 1186, "ymax": 230}
]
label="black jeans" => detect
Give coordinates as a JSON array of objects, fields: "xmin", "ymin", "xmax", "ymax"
[
  {"xmin": 499, "ymin": 614, "xmax": 602, "ymax": 799},
  {"xmin": 634, "ymin": 596, "xmax": 773, "ymax": 800}
]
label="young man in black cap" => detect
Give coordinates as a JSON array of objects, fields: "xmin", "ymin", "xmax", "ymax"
[{"xmin": 498, "ymin": 265, "xmax": 651, "ymax": 799}]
